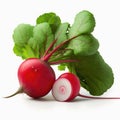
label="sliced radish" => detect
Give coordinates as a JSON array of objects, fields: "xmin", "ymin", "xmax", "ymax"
[
  {"xmin": 52, "ymin": 72, "xmax": 80, "ymax": 102},
  {"xmin": 52, "ymin": 73, "xmax": 120, "ymax": 102}
]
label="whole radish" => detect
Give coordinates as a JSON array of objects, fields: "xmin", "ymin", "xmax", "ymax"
[
  {"xmin": 52, "ymin": 72, "xmax": 120, "ymax": 102},
  {"xmin": 5, "ymin": 35, "xmax": 80, "ymax": 99},
  {"xmin": 5, "ymin": 58, "xmax": 55, "ymax": 99},
  {"xmin": 18, "ymin": 58, "xmax": 55, "ymax": 98}
]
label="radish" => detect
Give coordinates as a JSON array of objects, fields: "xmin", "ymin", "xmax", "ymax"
[
  {"xmin": 5, "ymin": 58, "xmax": 55, "ymax": 99},
  {"xmin": 52, "ymin": 72, "xmax": 120, "ymax": 102},
  {"xmin": 5, "ymin": 35, "xmax": 79, "ymax": 99},
  {"xmin": 52, "ymin": 72, "xmax": 80, "ymax": 101},
  {"xmin": 18, "ymin": 58, "xmax": 55, "ymax": 98}
]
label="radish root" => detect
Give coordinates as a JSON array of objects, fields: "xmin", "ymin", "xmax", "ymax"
[
  {"xmin": 78, "ymin": 93, "xmax": 120, "ymax": 99},
  {"xmin": 4, "ymin": 87, "xmax": 23, "ymax": 98}
]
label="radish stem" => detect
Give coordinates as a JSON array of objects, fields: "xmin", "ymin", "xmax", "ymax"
[
  {"xmin": 43, "ymin": 34, "xmax": 80, "ymax": 61},
  {"xmin": 50, "ymin": 59, "xmax": 79, "ymax": 65},
  {"xmin": 78, "ymin": 93, "xmax": 120, "ymax": 99},
  {"xmin": 42, "ymin": 39, "xmax": 57, "ymax": 59}
]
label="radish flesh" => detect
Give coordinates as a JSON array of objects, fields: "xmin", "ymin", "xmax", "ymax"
[
  {"xmin": 52, "ymin": 72, "xmax": 80, "ymax": 102},
  {"xmin": 52, "ymin": 72, "xmax": 120, "ymax": 102}
]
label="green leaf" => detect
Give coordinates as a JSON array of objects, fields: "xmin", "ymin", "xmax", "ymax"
[
  {"xmin": 13, "ymin": 23, "xmax": 54, "ymax": 59},
  {"xmin": 13, "ymin": 44, "xmax": 23, "ymax": 57},
  {"xmin": 36, "ymin": 12, "xmax": 61, "ymax": 34},
  {"xmin": 67, "ymin": 52, "xmax": 114, "ymax": 95},
  {"xmin": 13, "ymin": 24, "xmax": 36, "ymax": 59},
  {"xmin": 28, "ymin": 23, "xmax": 54, "ymax": 57},
  {"xmin": 22, "ymin": 45, "xmax": 39, "ymax": 59},
  {"xmin": 68, "ymin": 34, "xmax": 99, "ymax": 56},
  {"xmin": 54, "ymin": 22, "xmax": 69, "ymax": 48},
  {"xmin": 13, "ymin": 44, "xmax": 38, "ymax": 59},
  {"xmin": 69, "ymin": 10, "xmax": 95, "ymax": 37},
  {"xmin": 13, "ymin": 24, "xmax": 34, "ymax": 47},
  {"xmin": 58, "ymin": 64, "xmax": 66, "ymax": 71}
]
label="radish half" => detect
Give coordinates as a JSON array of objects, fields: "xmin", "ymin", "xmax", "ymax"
[
  {"xmin": 52, "ymin": 72, "xmax": 80, "ymax": 102},
  {"xmin": 52, "ymin": 73, "xmax": 120, "ymax": 102}
]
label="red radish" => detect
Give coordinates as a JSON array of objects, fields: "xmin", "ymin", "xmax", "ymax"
[
  {"xmin": 52, "ymin": 72, "xmax": 80, "ymax": 101},
  {"xmin": 5, "ymin": 35, "xmax": 80, "ymax": 99},
  {"xmin": 5, "ymin": 58, "xmax": 55, "ymax": 99},
  {"xmin": 18, "ymin": 58, "xmax": 55, "ymax": 98},
  {"xmin": 52, "ymin": 72, "xmax": 120, "ymax": 102}
]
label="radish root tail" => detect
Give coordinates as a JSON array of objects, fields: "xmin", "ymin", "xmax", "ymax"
[
  {"xmin": 4, "ymin": 87, "xmax": 23, "ymax": 98},
  {"xmin": 78, "ymin": 93, "xmax": 120, "ymax": 99}
]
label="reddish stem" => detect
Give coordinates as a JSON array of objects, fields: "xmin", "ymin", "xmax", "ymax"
[
  {"xmin": 78, "ymin": 93, "xmax": 120, "ymax": 99},
  {"xmin": 42, "ymin": 39, "xmax": 57, "ymax": 59},
  {"xmin": 49, "ymin": 59, "xmax": 79, "ymax": 65},
  {"xmin": 43, "ymin": 35, "xmax": 80, "ymax": 62}
]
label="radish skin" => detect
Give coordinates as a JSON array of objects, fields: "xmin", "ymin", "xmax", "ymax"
[{"xmin": 18, "ymin": 58, "xmax": 55, "ymax": 98}]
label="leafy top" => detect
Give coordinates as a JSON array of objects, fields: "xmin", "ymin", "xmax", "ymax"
[{"xmin": 36, "ymin": 12, "xmax": 61, "ymax": 34}]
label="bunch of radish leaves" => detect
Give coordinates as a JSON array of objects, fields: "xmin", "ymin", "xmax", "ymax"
[{"xmin": 13, "ymin": 10, "xmax": 114, "ymax": 96}]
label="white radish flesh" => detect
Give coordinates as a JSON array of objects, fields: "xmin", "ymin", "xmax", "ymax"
[
  {"xmin": 52, "ymin": 78, "xmax": 72, "ymax": 101},
  {"xmin": 52, "ymin": 73, "xmax": 80, "ymax": 102}
]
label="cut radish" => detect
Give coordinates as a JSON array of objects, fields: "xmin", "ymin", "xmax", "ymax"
[
  {"xmin": 52, "ymin": 72, "xmax": 120, "ymax": 102},
  {"xmin": 52, "ymin": 72, "xmax": 80, "ymax": 102}
]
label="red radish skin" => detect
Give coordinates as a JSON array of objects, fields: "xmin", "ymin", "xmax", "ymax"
[
  {"xmin": 52, "ymin": 73, "xmax": 80, "ymax": 102},
  {"xmin": 18, "ymin": 58, "xmax": 55, "ymax": 98}
]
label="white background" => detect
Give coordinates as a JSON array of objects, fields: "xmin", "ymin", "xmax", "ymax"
[{"xmin": 0, "ymin": 0, "xmax": 120, "ymax": 120}]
